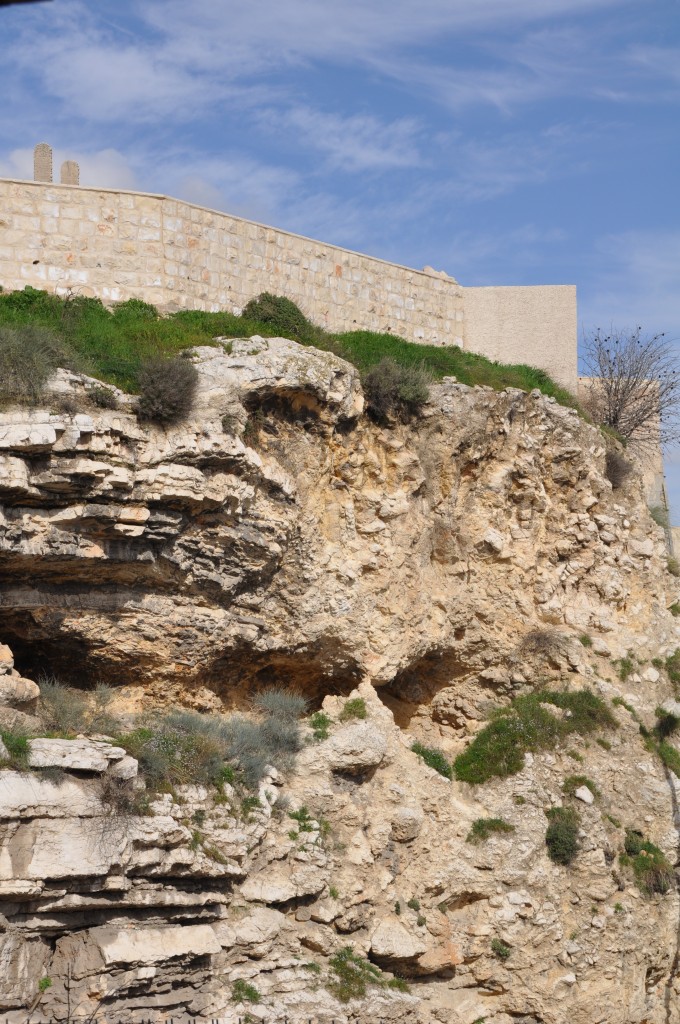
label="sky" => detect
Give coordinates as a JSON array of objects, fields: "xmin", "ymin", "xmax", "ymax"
[{"xmin": 2, "ymin": 0, "xmax": 680, "ymax": 513}]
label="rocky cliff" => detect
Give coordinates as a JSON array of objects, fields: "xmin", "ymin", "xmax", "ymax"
[{"xmin": 1, "ymin": 336, "xmax": 680, "ymax": 1023}]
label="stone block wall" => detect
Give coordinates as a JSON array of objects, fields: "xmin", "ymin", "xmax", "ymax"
[{"xmin": 0, "ymin": 177, "xmax": 578, "ymax": 390}]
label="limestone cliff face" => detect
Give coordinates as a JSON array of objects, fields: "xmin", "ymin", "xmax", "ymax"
[{"xmin": 1, "ymin": 337, "xmax": 680, "ymax": 1023}]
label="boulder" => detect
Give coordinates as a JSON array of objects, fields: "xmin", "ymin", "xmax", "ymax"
[
  {"xmin": 326, "ymin": 722, "xmax": 387, "ymax": 775},
  {"xmin": 27, "ymin": 738, "xmax": 127, "ymax": 773}
]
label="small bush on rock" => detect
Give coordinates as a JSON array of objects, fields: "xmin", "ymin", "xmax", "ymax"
[
  {"xmin": 0, "ymin": 325, "xmax": 77, "ymax": 406},
  {"xmin": 136, "ymin": 356, "xmax": 198, "ymax": 425},
  {"xmin": 491, "ymin": 938, "xmax": 512, "ymax": 960},
  {"xmin": 466, "ymin": 817, "xmax": 515, "ymax": 843},
  {"xmin": 309, "ymin": 711, "xmax": 332, "ymax": 740},
  {"xmin": 604, "ymin": 450, "xmax": 632, "ymax": 489},
  {"xmin": 454, "ymin": 689, "xmax": 617, "ymax": 785},
  {"xmin": 545, "ymin": 806, "xmax": 580, "ymax": 865},
  {"xmin": 87, "ymin": 384, "xmax": 118, "ymax": 409},
  {"xmin": 253, "ymin": 689, "xmax": 307, "ymax": 721},
  {"xmin": 362, "ymin": 357, "xmax": 431, "ymax": 421},
  {"xmin": 326, "ymin": 946, "xmax": 409, "ymax": 1002},
  {"xmin": 621, "ymin": 829, "xmax": 674, "ymax": 895},
  {"xmin": 231, "ymin": 980, "xmax": 261, "ymax": 1004},
  {"xmin": 339, "ymin": 697, "xmax": 367, "ymax": 721},
  {"xmin": 411, "ymin": 741, "xmax": 453, "ymax": 779},
  {"xmin": 562, "ymin": 774, "xmax": 600, "ymax": 799},
  {"xmin": 0, "ymin": 729, "xmax": 30, "ymax": 771}
]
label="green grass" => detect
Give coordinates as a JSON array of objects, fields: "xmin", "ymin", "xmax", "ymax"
[
  {"xmin": 579, "ymin": 634, "xmax": 593, "ymax": 648},
  {"xmin": 339, "ymin": 697, "xmax": 367, "ymax": 722},
  {"xmin": 0, "ymin": 287, "xmax": 580, "ymax": 411},
  {"xmin": 454, "ymin": 689, "xmax": 617, "ymax": 785},
  {"xmin": 466, "ymin": 817, "xmax": 515, "ymax": 843},
  {"xmin": 309, "ymin": 711, "xmax": 332, "ymax": 741},
  {"xmin": 231, "ymin": 980, "xmax": 261, "ymax": 1004},
  {"xmin": 616, "ymin": 657, "xmax": 635, "ymax": 682},
  {"xmin": 0, "ymin": 729, "xmax": 30, "ymax": 771},
  {"xmin": 563, "ymin": 774, "xmax": 600, "ymax": 799},
  {"xmin": 411, "ymin": 741, "xmax": 453, "ymax": 779},
  {"xmin": 665, "ymin": 650, "xmax": 680, "ymax": 691}
]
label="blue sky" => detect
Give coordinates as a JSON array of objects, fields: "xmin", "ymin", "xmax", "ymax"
[{"xmin": 2, "ymin": 0, "xmax": 680, "ymax": 513}]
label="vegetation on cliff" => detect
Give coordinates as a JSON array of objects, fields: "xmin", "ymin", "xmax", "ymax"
[{"xmin": 0, "ymin": 286, "xmax": 578, "ymax": 409}]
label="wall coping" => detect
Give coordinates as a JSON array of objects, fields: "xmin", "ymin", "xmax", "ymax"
[{"xmin": 1, "ymin": 176, "xmax": 461, "ymax": 286}]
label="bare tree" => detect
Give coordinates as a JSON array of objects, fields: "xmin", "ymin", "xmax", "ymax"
[{"xmin": 581, "ymin": 326, "xmax": 680, "ymax": 449}]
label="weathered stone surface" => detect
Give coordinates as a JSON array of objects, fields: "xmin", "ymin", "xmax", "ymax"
[
  {"xmin": 27, "ymin": 738, "xmax": 127, "ymax": 772},
  {"xmin": 0, "ymin": 342, "xmax": 678, "ymax": 1024},
  {"xmin": 326, "ymin": 722, "xmax": 388, "ymax": 775}
]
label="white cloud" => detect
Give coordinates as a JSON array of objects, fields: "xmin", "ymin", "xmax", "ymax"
[{"xmin": 3, "ymin": 0, "xmax": 638, "ymax": 133}]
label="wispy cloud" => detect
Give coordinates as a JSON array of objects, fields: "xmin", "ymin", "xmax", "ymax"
[{"xmin": 260, "ymin": 107, "xmax": 425, "ymax": 172}]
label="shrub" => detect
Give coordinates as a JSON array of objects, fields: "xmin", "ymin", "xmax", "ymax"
[
  {"xmin": 329, "ymin": 885, "xmax": 339, "ymax": 900},
  {"xmin": 309, "ymin": 711, "xmax": 332, "ymax": 741},
  {"xmin": 596, "ymin": 737, "xmax": 612, "ymax": 751},
  {"xmin": 136, "ymin": 356, "xmax": 198, "ymax": 425},
  {"xmin": 454, "ymin": 689, "xmax": 616, "ymax": 785},
  {"xmin": 0, "ymin": 325, "xmax": 77, "ymax": 406},
  {"xmin": 112, "ymin": 298, "xmax": 158, "ymax": 322},
  {"xmin": 616, "ymin": 657, "xmax": 634, "ymax": 682},
  {"xmin": 491, "ymin": 938, "xmax": 511, "ymax": 960},
  {"xmin": 39, "ymin": 678, "xmax": 117, "ymax": 736},
  {"xmin": 545, "ymin": 806, "xmax": 580, "ymax": 865},
  {"xmin": 621, "ymin": 830, "xmax": 674, "ymax": 895},
  {"xmin": 604, "ymin": 450, "xmax": 632, "ymax": 489},
  {"xmin": 252, "ymin": 689, "xmax": 307, "ymax": 721},
  {"xmin": 466, "ymin": 817, "xmax": 515, "ymax": 843},
  {"xmin": 670, "ymin": 603, "xmax": 680, "ymax": 617},
  {"xmin": 563, "ymin": 774, "xmax": 600, "ymax": 799},
  {"xmin": 88, "ymin": 384, "xmax": 118, "ymax": 409},
  {"xmin": 362, "ymin": 357, "xmax": 431, "ymax": 421},
  {"xmin": 650, "ymin": 505, "xmax": 670, "ymax": 528},
  {"xmin": 0, "ymin": 729, "xmax": 30, "ymax": 771},
  {"xmin": 411, "ymin": 741, "xmax": 453, "ymax": 779},
  {"xmin": 339, "ymin": 697, "xmax": 367, "ymax": 722},
  {"xmin": 654, "ymin": 709, "xmax": 680, "ymax": 741},
  {"xmin": 242, "ymin": 293, "xmax": 316, "ymax": 342},
  {"xmin": 326, "ymin": 946, "xmax": 409, "ymax": 1002},
  {"xmin": 231, "ymin": 979, "xmax": 261, "ymax": 1004},
  {"xmin": 668, "ymin": 558, "xmax": 680, "ymax": 578},
  {"xmin": 579, "ymin": 634, "xmax": 593, "ymax": 648},
  {"xmin": 38, "ymin": 977, "xmax": 52, "ymax": 994},
  {"xmin": 406, "ymin": 897, "xmax": 420, "ymax": 911},
  {"xmin": 665, "ymin": 650, "xmax": 680, "ymax": 690}
]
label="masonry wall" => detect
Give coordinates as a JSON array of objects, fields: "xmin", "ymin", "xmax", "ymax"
[{"xmin": 0, "ymin": 177, "xmax": 578, "ymax": 389}]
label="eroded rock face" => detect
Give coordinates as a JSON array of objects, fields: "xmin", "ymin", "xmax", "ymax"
[
  {"xmin": 0, "ymin": 335, "xmax": 676, "ymax": 718},
  {"xmin": 1, "ymin": 338, "xmax": 680, "ymax": 1022}
]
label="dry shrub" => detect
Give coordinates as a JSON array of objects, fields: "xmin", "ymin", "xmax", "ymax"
[
  {"xmin": 605, "ymin": 450, "xmax": 633, "ymax": 489},
  {"xmin": 137, "ymin": 356, "xmax": 198, "ymax": 424}
]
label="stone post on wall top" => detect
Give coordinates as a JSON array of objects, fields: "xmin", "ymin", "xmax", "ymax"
[
  {"xmin": 33, "ymin": 142, "xmax": 52, "ymax": 183},
  {"xmin": 60, "ymin": 160, "xmax": 79, "ymax": 186}
]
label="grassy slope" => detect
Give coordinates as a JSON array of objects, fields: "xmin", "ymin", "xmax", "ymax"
[{"xmin": 0, "ymin": 287, "xmax": 578, "ymax": 409}]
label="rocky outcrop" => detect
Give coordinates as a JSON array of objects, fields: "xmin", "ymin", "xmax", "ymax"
[{"xmin": 1, "ymin": 336, "xmax": 680, "ymax": 1022}]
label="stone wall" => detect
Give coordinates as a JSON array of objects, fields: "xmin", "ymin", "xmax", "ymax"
[{"xmin": 0, "ymin": 177, "xmax": 577, "ymax": 389}]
